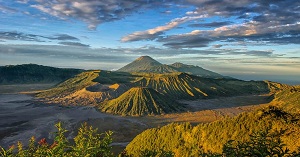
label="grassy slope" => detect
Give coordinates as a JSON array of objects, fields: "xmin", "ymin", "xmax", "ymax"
[
  {"xmin": 126, "ymin": 107, "xmax": 300, "ymax": 156},
  {"xmin": 36, "ymin": 70, "xmax": 136, "ymax": 106},
  {"xmin": 36, "ymin": 71, "xmax": 100, "ymax": 98},
  {"xmin": 139, "ymin": 65, "xmax": 178, "ymax": 73},
  {"xmin": 100, "ymin": 87, "xmax": 183, "ymax": 116},
  {"xmin": 125, "ymin": 83, "xmax": 300, "ymax": 156},
  {"xmin": 135, "ymin": 73, "xmax": 269, "ymax": 100},
  {"xmin": 268, "ymin": 82, "xmax": 300, "ymax": 113}
]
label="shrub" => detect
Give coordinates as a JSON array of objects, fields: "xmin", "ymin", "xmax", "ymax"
[{"xmin": 0, "ymin": 122, "xmax": 113, "ymax": 157}]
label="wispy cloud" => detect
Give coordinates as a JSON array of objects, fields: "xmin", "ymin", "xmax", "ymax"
[
  {"xmin": 16, "ymin": 0, "xmax": 29, "ymax": 4},
  {"xmin": 0, "ymin": 31, "xmax": 80, "ymax": 42},
  {"xmin": 188, "ymin": 21, "xmax": 232, "ymax": 28},
  {"xmin": 0, "ymin": 44, "xmax": 276, "ymax": 59},
  {"xmin": 121, "ymin": 15, "xmax": 207, "ymax": 42},
  {"xmin": 58, "ymin": 41, "xmax": 89, "ymax": 47},
  {"xmin": 0, "ymin": 31, "xmax": 44, "ymax": 42},
  {"xmin": 212, "ymin": 44, "xmax": 222, "ymax": 48},
  {"xmin": 0, "ymin": 4, "xmax": 18, "ymax": 13},
  {"xmin": 46, "ymin": 34, "xmax": 79, "ymax": 41}
]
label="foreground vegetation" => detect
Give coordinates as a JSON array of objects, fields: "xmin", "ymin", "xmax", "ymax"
[
  {"xmin": 0, "ymin": 122, "xmax": 113, "ymax": 157},
  {"xmin": 2, "ymin": 118, "xmax": 300, "ymax": 157},
  {"xmin": 126, "ymin": 105, "xmax": 300, "ymax": 156},
  {"xmin": 125, "ymin": 85, "xmax": 300, "ymax": 156}
]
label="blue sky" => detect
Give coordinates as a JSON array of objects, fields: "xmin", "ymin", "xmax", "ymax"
[{"xmin": 0, "ymin": 0, "xmax": 299, "ymax": 84}]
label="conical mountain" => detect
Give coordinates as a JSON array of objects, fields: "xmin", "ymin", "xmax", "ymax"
[
  {"xmin": 100, "ymin": 87, "xmax": 183, "ymax": 116},
  {"xmin": 117, "ymin": 56, "xmax": 225, "ymax": 77},
  {"xmin": 170, "ymin": 62, "xmax": 223, "ymax": 78},
  {"xmin": 117, "ymin": 56, "xmax": 178, "ymax": 73},
  {"xmin": 117, "ymin": 56, "xmax": 163, "ymax": 72}
]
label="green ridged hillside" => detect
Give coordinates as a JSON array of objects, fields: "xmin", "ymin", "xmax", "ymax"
[
  {"xmin": 36, "ymin": 70, "xmax": 271, "ymax": 112},
  {"xmin": 34, "ymin": 56, "xmax": 275, "ymax": 115},
  {"xmin": 125, "ymin": 82, "xmax": 300, "ymax": 155},
  {"xmin": 135, "ymin": 73, "xmax": 269, "ymax": 99},
  {"xmin": 36, "ymin": 70, "xmax": 100, "ymax": 98},
  {"xmin": 268, "ymin": 83, "xmax": 300, "ymax": 113},
  {"xmin": 100, "ymin": 87, "xmax": 183, "ymax": 116},
  {"xmin": 125, "ymin": 105, "xmax": 300, "ymax": 156}
]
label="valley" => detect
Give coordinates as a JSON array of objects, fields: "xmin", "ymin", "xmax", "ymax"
[{"xmin": 0, "ymin": 92, "xmax": 271, "ymax": 154}]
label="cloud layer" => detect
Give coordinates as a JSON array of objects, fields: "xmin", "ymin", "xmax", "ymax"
[
  {"xmin": 121, "ymin": 0, "xmax": 300, "ymax": 48},
  {"xmin": 3, "ymin": 0, "xmax": 298, "ymax": 49},
  {"xmin": 30, "ymin": 0, "xmax": 176, "ymax": 30}
]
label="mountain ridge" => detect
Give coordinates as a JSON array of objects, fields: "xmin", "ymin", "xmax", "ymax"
[
  {"xmin": 117, "ymin": 56, "xmax": 225, "ymax": 78},
  {"xmin": 169, "ymin": 62, "xmax": 224, "ymax": 78},
  {"xmin": 31, "ymin": 56, "xmax": 281, "ymax": 116},
  {"xmin": 0, "ymin": 64, "xmax": 83, "ymax": 84}
]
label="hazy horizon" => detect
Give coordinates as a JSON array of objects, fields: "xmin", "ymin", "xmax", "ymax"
[{"xmin": 1, "ymin": 55, "xmax": 299, "ymax": 85}]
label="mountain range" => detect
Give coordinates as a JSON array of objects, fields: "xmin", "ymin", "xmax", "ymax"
[
  {"xmin": 35, "ymin": 56, "xmax": 271, "ymax": 116},
  {"xmin": 117, "ymin": 56, "xmax": 224, "ymax": 78}
]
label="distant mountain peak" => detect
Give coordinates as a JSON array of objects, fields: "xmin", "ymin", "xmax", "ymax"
[
  {"xmin": 117, "ymin": 56, "xmax": 162, "ymax": 72},
  {"xmin": 136, "ymin": 55, "xmax": 154, "ymax": 61},
  {"xmin": 134, "ymin": 56, "xmax": 161, "ymax": 65},
  {"xmin": 117, "ymin": 56, "xmax": 224, "ymax": 78}
]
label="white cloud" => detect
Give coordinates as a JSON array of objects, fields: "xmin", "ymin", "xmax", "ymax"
[{"xmin": 121, "ymin": 15, "xmax": 207, "ymax": 42}]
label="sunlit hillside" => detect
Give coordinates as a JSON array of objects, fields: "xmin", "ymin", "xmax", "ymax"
[
  {"xmin": 36, "ymin": 71, "xmax": 270, "ymax": 115},
  {"xmin": 126, "ymin": 91, "xmax": 300, "ymax": 156},
  {"xmin": 100, "ymin": 87, "xmax": 183, "ymax": 116}
]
